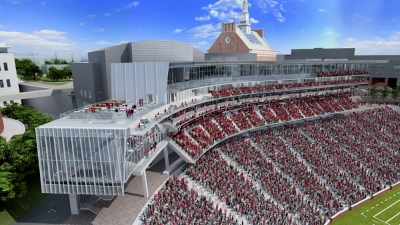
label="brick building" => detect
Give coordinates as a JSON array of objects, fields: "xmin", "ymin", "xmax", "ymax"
[{"xmin": 207, "ymin": 0, "xmax": 277, "ymax": 61}]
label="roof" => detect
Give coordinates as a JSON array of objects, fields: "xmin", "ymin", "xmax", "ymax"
[
  {"xmin": 182, "ymin": 59, "xmax": 390, "ymax": 67},
  {"xmin": 236, "ymin": 28, "xmax": 276, "ymax": 53},
  {"xmin": 0, "ymin": 43, "xmax": 11, "ymax": 48}
]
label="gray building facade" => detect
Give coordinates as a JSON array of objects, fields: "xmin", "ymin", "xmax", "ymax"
[
  {"xmin": 70, "ymin": 40, "xmax": 204, "ymax": 107},
  {"xmin": 285, "ymin": 48, "xmax": 400, "ymax": 86}
]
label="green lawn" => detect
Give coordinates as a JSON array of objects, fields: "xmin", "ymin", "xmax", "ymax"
[
  {"xmin": 18, "ymin": 75, "xmax": 72, "ymax": 86},
  {"xmin": 0, "ymin": 175, "xmax": 47, "ymax": 225},
  {"xmin": 333, "ymin": 186, "xmax": 400, "ymax": 225}
]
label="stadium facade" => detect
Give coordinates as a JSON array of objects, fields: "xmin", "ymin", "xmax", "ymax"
[{"xmin": 38, "ymin": 0, "xmax": 400, "ymax": 217}]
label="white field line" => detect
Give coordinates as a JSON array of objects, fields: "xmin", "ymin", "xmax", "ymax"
[
  {"xmin": 374, "ymin": 199, "xmax": 400, "ymax": 218},
  {"xmin": 386, "ymin": 211, "xmax": 400, "ymax": 223},
  {"xmin": 373, "ymin": 216, "xmax": 390, "ymax": 225}
]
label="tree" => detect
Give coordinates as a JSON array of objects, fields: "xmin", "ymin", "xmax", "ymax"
[
  {"xmin": 63, "ymin": 66, "xmax": 72, "ymax": 80},
  {"xmin": 27, "ymin": 64, "xmax": 43, "ymax": 81},
  {"xmin": 380, "ymin": 86, "xmax": 390, "ymax": 103},
  {"xmin": 14, "ymin": 58, "xmax": 43, "ymax": 80},
  {"xmin": 369, "ymin": 86, "xmax": 379, "ymax": 103},
  {"xmin": 0, "ymin": 104, "xmax": 51, "ymax": 201},
  {"xmin": 47, "ymin": 66, "xmax": 62, "ymax": 81},
  {"xmin": 391, "ymin": 86, "xmax": 400, "ymax": 103},
  {"xmin": 44, "ymin": 60, "xmax": 51, "ymax": 65}
]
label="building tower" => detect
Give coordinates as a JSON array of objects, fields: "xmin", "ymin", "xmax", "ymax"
[
  {"xmin": 238, "ymin": 0, "xmax": 251, "ymax": 34},
  {"xmin": 207, "ymin": 0, "xmax": 278, "ymax": 61}
]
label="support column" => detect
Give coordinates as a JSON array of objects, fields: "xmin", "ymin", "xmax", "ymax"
[
  {"xmin": 164, "ymin": 147, "xmax": 169, "ymax": 168},
  {"xmin": 142, "ymin": 172, "xmax": 149, "ymax": 198},
  {"xmin": 69, "ymin": 194, "xmax": 80, "ymax": 215}
]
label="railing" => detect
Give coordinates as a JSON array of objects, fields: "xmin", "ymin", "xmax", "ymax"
[
  {"xmin": 60, "ymin": 100, "xmax": 165, "ymax": 124},
  {"xmin": 169, "ymin": 73, "xmax": 314, "ymax": 92}
]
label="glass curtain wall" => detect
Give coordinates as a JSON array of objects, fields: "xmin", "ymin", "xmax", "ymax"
[{"xmin": 36, "ymin": 127, "xmax": 127, "ymax": 196}]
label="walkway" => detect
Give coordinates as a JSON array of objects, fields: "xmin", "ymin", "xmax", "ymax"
[
  {"xmin": 0, "ymin": 117, "xmax": 25, "ymax": 141},
  {"xmin": 20, "ymin": 81, "xmax": 74, "ymax": 90},
  {"xmin": 11, "ymin": 152, "xmax": 180, "ymax": 225}
]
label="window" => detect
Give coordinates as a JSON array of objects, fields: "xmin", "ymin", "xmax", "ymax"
[
  {"xmin": 10, "ymin": 100, "xmax": 14, "ymax": 104},
  {"xmin": 6, "ymin": 79, "xmax": 10, "ymax": 87},
  {"xmin": 97, "ymin": 92, "xmax": 104, "ymax": 99},
  {"xmin": 0, "ymin": 80, "xmax": 3, "ymax": 88},
  {"xmin": 394, "ymin": 66, "xmax": 400, "ymax": 70},
  {"xmin": 3, "ymin": 63, "xmax": 8, "ymax": 71},
  {"xmin": 3, "ymin": 101, "xmax": 7, "ymax": 106},
  {"xmin": 370, "ymin": 65, "xmax": 385, "ymax": 69}
]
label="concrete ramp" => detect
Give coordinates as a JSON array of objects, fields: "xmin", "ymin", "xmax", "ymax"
[
  {"xmin": 163, "ymin": 122, "xmax": 178, "ymax": 133},
  {"xmin": 167, "ymin": 141, "xmax": 195, "ymax": 163},
  {"xmin": 0, "ymin": 90, "xmax": 53, "ymax": 101}
]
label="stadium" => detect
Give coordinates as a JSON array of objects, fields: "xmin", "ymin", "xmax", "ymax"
[{"xmin": 35, "ymin": 1, "xmax": 400, "ymax": 224}]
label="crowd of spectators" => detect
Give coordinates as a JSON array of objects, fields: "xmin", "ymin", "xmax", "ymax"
[
  {"xmin": 220, "ymin": 136, "xmax": 326, "ymax": 224},
  {"xmin": 173, "ymin": 130, "xmax": 201, "ymax": 158},
  {"xmin": 141, "ymin": 173, "xmax": 238, "ymax": 225},
  {"xmin": 316, "ymin": 70, "xmax": 369, "ymax": 77},
  {"xmin": 229, "ymin": 111, "xmax": 253, "ymax": 130},
  {"xmin": 186, "ymin": 150, "xmax": 292, "ymax": 224},
  {"xmin": 209, "ymin": 79, "xmax": 367, "ymax": 97},
  {"xmin": 172, "ymin": 92, "xmax": 358, "ymax": 159},
  {"xmin": 189, "ymin": 126, "xmax": 211, "ymax": 148},
  {"xmin": 145, "ymin": 106, "xmax": 400, "ymax": 224},
  {"xmin": 202, "ymin": 118, "xmax": 226, "ymax": 141}
]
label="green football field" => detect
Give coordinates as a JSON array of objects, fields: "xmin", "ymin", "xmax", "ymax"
[{"xmin": 333, "ymin": 185, "xmax": 400, "ymax": 225}]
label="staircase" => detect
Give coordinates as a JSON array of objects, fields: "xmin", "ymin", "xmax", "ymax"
[
  {"xmin": 163, "ymin": 122, "xmax": 178, "ymax": 132},
  {"xmin": 167, "ymin": 141, "xmax": 195, "ymax": 163},
  {"xmin": 80, "ymin": 203, "xmax": 102, "ymax": 214}
]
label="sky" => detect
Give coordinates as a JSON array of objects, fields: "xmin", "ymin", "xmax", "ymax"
[{"xmin": 1, "ymin": 0, "xmax": 400, "ymax": 60}]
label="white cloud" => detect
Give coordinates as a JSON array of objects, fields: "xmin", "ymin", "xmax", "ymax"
[
  {"xmin": 320, "ymin": 27, "xmax": 337, "ymax": 36},
  {"xmin": 173, "ymin": 28, "xmax": 184, "ymax": 34},
  {"xmin": 256, "ymin": 0, "xmax": 286, "ymax": 22},
  {"xmin": 318, "ymin": 8, "xmax": 325, "ymax": 12},
  {"xmin": 87, "ymin": 14, "xmax": 96, "ymax": 19},
  {"xmin": 197, "ymin": 41, "xmax": 208, "ymax": 46},
  {"xmin": 0, "ymin": 30, "xmax": 76, "ymax": 51},
  {"xmin": 78, "ymin": 22, "xmax": 87, "ymax": 26},
  {"xmin": 342, "ymin": 32, "xmax": 400, "ymax": 55},
  {"xmin": 192, "ymin": 41, "xmax": 209, "ymax": 49},
  {"xmin": 0, "ymin": 25, "xmax": 5, "ymax": 29},
  {"xmin": 202, "ymin": 0, "xmax": 242, "ymax": 11},
  {"xmin": 209, "ymin": 9, "xmax": 240, "ymax": 21},
  {"xmin": 104, "ymin": 12, "xmax": 113, "ymax": 16},
  {"xmin": 33, "ymin": 30, "xmax": 67, "ymax": 40},
  {"xmin": 95, "ymin": 40, "xmax": 113, "ymax": 45},
  {"xmin": 124, "ymin": 1, "xmax": 139, "ymax": 9},
  {"xmin": 92, "ymin": 28, "xmax": 105, "ymax": 32},
  {"xmin": 187, "ymin": 23, "xmax": 220, "ymax": 39},
  {"xmin": 352, "ymin": 13, "xmax": 371, "ymax": 23},
  {"xmin": 40, "ymin": 1, "xmax": 46, "ymax": 5},
  {"xmin": 195, "ymin": 15, "xmax": 211, "ymax": 21},
  {"xmin": 274, "ymin": 11, "xmax": 285, "ymax": 22},
  {"xmin": 250, "ymin": 18, "xmax": 259, "ymax": 23}
]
